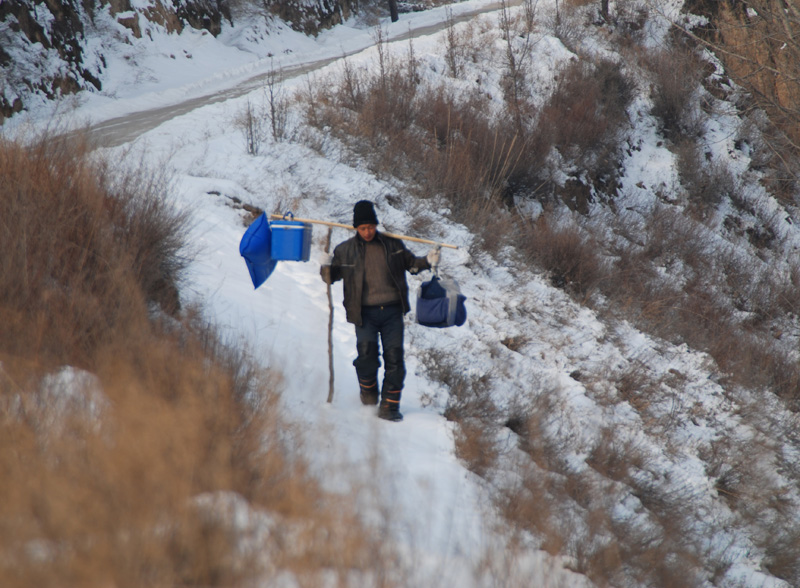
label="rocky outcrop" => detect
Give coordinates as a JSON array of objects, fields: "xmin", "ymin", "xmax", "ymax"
[
  {"xmin": 0, "ymin": 0, "xmax": 231, "ymax": 123},
  {"xmin": 0, "ymin": 0, "xmax": 97, "ymax": 121},
  {"xmin": 0, "ymin": 0, "xmax": 365, "ymax": 123},
  {"xmin": 266, "ymin": 0, "xmax": 357, "ymax": 36}
]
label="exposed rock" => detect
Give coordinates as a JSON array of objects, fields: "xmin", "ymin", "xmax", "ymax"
[
  {"xmin": 0, "ymin": 0, "xmax": 232, "ymax": 123},
  {"xmin": 0, "ymin": 0, "xmax": 360, "ymax": 123},
  {"xmin": 268, "ymin": 0, "xmax": 357, "ymax": 36},
  {"xmin": 116, "ymin": 13, "xmax": 142, "ymax": 38}
]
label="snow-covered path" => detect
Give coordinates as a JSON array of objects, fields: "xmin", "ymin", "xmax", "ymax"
[{"xmin": 175, "ymin": 139, "xmax": 590, "ymax": 585}]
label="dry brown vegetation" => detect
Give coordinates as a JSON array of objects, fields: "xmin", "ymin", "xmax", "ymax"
[
  {"xmin": 0, "ymin": 133, "xmax": 387, "ymax": 587},
  {"xmin": 297, "ymin": 18, "xmax": 635, "ymax": 254}
]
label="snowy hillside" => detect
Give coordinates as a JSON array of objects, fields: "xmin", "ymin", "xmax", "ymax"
[{"xmin": 7, "ymin": 0, "xmax": 800, "ymax": 586}]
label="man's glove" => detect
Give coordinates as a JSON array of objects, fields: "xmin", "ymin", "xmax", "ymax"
[
  {"xmin": 320, "ymin": 253, "xmax": 333, "ymax": 284},
  {"xmin": 426, "ymin": 247, "xmax": 441, "ymax": 269}
]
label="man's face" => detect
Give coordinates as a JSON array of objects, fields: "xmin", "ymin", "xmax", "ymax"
[{"xmin": 356, "ymin": 224, "xmax": 377, "ymax": 242}]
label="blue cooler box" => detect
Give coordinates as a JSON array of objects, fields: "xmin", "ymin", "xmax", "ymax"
[{"xmin": 270, "ymin": 217, "xmax": 312, "ymax": 261}]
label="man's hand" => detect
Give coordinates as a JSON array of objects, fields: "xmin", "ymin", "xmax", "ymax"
[
  {"xmin": 426, "ymin": 247, "xmax": 441, "ymax": 268},
  {"xmin": 320, "ymin": 253, "xmax": 333, "ymax": 284}
]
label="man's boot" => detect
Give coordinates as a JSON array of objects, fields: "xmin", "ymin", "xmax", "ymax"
[
  {"xmin": 378, "ymin": 390, "xmax": 403, "ymax": 422},
  {"xmin": 359, "ymin": 377, "xmax": 379, "ymax": 405}
]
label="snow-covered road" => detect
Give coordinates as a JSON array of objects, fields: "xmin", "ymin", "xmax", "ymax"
[{"xmin": 72, "ymin": 0, "xmax": 519, "ymax": 149}]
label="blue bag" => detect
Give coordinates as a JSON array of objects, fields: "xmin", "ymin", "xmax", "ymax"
[
  {"xmin": 416, "ymin": 275, "xmax": 467, "ymax": 328},
  {"xmin": 239, "ymin": 212, "xmax": 277, "ymax": 289}
]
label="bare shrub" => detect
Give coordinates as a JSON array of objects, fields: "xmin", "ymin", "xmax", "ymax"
[
  {"xmin": 0, "ymin": 134, "xmax": 188, "ymax": 367},
  {"xmin": 614, "ymin": 361, "xmax": 656, "ymax": 414},
  {"xmin": 536, "ymin": 57, "xmax": 631, "ymax": 200},
  {"xmin": 497, "ymin": 461, "xmax": 569, "ymax": 556},
  {"xmin": 586, "ymin": 426, "xmax": 651, "ymax": 483},
  {"xmin": 604, "ymin": 205, "xmax": 708, "ymax": 333},
  {"xmin": 612, "ymin": 0, "xmax": 650, "ymax": 43},
  {"xmin": 299, "ymin": 59, "xmax": 545, "ymax": 253},
  {"xmin": 443, "ymin": 6, "xmax": 465, "ymax": 78},
  {"xmin": 645, "ymin": 42, "xmax": 704, "ymax": 141},
  {"xmin": 99, "ymin": 155, "xmax": 189, "ymax": 314},
  {"xmin": 544, "ymin": 58, "xmax": 632, "ymax": 155},
  {"xmin": 552, "ymin": 0, "xmax": 591, "ymax": 51},
  {"xmin": 360, "ymin": 26, "xmax": 417, "ymax": 135},
  {"xmin": 454, "ymin": 417, "xmax": 500, "ymax": 478},
  {"xmin": 265, "ymin": 61, "xmax": 288, "ymax": 141},
  {"xmin": 540, "ymin": 63, "xmax": 600, "ymax": 158},
  {"xmin": 675, "ymin": 138, "xmax": 739, "ymax": 216},
  {"xmin": 522, "ymin": 215, "xmax": 607, "ymax": 297},
  {"xmin": 499, "ymin": 0, "xmax": 537, "ymax": 129},
  {"xmin": 338, "ymin": 54, "xmax": 366, "ymax": 111},
  {"xmin": 685, "ymin": 0, "xmax": 800, "ymax": 198},
  {"xmin": 763, "ymin": 529, "xmax": 800, "ymax": 585},
  {"xmin": 505, "ymin": 389, "xmax": 568, "ymax": 474},
  {"xmin": 236, "ymin": 98, "xmax": 264, "ymax": 155}
]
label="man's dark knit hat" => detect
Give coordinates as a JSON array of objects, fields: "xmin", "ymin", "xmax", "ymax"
[{"xmin": 353, "ymin": 200, "xmax": 379, "ymax": 227}]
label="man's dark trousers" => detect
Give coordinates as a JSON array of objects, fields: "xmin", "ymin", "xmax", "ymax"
[{"xmin": 354, "ymin": 303, "xmax": 405, "ymax": 396}]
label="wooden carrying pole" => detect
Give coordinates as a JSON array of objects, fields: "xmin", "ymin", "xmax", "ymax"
[{"xmin": 269, "ymin": 214, "xmax": 459, "ymax": 249}]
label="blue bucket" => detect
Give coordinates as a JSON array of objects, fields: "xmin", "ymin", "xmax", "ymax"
[
  {"xmin": 270, "ymin": 214, "xmax": 312, "ymax": 261},
  {"xmin": 239, "ymin": 212, "xmax": 277, "ymax": 289}
]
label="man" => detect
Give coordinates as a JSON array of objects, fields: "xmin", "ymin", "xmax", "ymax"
[{"xmin": 321, "ymin": 200, "xmax": 440, "ymax": 422}]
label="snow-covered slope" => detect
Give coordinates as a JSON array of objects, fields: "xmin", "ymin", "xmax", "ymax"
[{"xmin": 10, "ymin": 0, "xmax": 800, "ymax": 586}]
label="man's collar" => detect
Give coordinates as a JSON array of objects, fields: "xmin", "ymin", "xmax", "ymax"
[{"xmin": 356, "ymin": 231, "xmax": 382, "ymax": 243}]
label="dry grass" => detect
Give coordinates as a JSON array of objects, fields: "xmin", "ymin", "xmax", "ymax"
[
  {"xmin": 0, "ymin": 132, "xmax": 391, "ymax": 587},
  {"xmin": 296, "ymin": 39, "xmax": 545, "ymax": 255},
  {"xmin": 699, "ymin": 424, "xmax": 800, "ymax": 585},
  {"xmin": 0, "ymin": 134, "xmax": 186, "ymax": 369},
  {"xmin": 502, "ymin": 388, "xmax": 707, "ymax": 587},
  {"xmin": 674, "ymin": 137, "xmax": 739, "ymax": 217},
  {"xmin": 418, "ymin": 348, "xmax": 501, "ymax": 477}
]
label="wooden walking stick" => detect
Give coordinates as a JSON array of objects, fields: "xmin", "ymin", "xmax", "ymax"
[{"xmin": 324, "ymin": 227, "xmax": 335, "ymax": 403}]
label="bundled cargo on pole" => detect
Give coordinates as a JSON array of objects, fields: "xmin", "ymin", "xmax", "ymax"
[
  {"xmin": 239, "ymin": 212, "xmax": 312, "ymax": 289},
  {"xmin": 416, "ymin": 275, "xmax": 467, "ymax": 328},
  {"xmin": 239, "ymin": 212, "xmax": 278, "ymax": 289}
]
